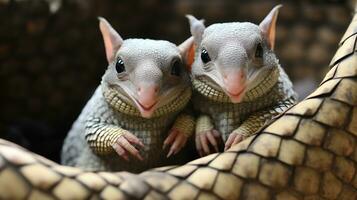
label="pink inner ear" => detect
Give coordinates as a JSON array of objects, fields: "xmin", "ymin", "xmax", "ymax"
[
  {"xmin": 101, "ymin": 27, "xmax": 115, "ymax": 62},
  {"xmin": 178, "ymin": 37, "xmax": 195, "ymax": 71},
  {"xmin": 267, "ymin": 18, "xmax": 277, "ymax": 50},
  {"xmin": 186, "ymin": 43, "xmax": 195, "ymax": 71},
  {"xmin": 260, "ymin": 16, "xmax": 277, "ymax": 50},
  {"xmin": 259, "ymin": 5, "xmax": 282, "ymax": 50},
  {"xmin": 99, "ymin": 18, "xmax": 123, "ymax": 63}
]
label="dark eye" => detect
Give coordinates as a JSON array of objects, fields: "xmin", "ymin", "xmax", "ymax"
[
  {"xmin": 255, "ymin": 43, "xmax": 263, "ymax": 58},
  {"xmin": 171, "ymin": 59, "xmax": 181, "ymax": 76},
  {"xmin": 201, "ymin": 48, "xmax": 211, "ymax": 63},
  {"xmin": 115, "ymin": 59, "xmax": 125, "ymax": 73}
]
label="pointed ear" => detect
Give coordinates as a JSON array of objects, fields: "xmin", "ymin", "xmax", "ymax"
[
  {"xmin": 259, "ymin": 5, "xmax": 282, "ymax": 50},
  {"xmin": 186, "ymin": 15, "xmax": 205, "ymax": 45},
  {"xmin": 98, "ymin": 17, "xmax": 123, "ymax": 63},
  {"xmin": 179, "ymin": 36, "xmax": 195, "ymax": 71}
]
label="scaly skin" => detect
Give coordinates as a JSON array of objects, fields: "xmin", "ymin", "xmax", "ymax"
[
  {"xmin": 62, "ymin": 85, "xmax": 194, "ymax": 172},
  {"xmin": 193, "ymin": 64, "xmax": 297, "ymax": 141},
  {"xmin": 61, "ymin": 18, "xmax": 196, "ymax": 171},
  {"xmin": 0, "ymin": 9, "xmax": 356, "ymax": 200},
  {"xmin": 187, "ymin": 6, "xmax": 297, "ymax": 152}
]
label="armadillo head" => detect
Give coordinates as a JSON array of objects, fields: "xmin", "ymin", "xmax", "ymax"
[
  {"xmin": 98, "ymin": 18, "xmax": 193, "ymax": 118},
  {"xmin": 187, "ymin": 5, "xmax": 282, "ymax": 103}
]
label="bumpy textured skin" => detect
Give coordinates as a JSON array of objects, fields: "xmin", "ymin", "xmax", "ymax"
[
  {"xmin": 193, "ymin": 65, "xmax": 296, "ymax": 141},
  {"xmin": 61, "ymin": 38, "xmax": 195, "ymax": 172},
  {"xmin": 187, "ymin": 12, "xmax": 298, "ymax": 142},
  {"xmin": 0, "ymin": 11, "xmax": 357, "ymax": 200},
  {"xmin": 61, "ymin": 85, "xmax": 193, "ymax": 172}
]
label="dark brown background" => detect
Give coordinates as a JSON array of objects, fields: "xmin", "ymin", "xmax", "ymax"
[{"xmin": 0, "ymin": 0, "xmax": 354, "ymax": 162}]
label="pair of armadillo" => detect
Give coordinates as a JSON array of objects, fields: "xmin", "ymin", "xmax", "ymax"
[{"xmin": 61, "ymin": 5, "xmax": 296, "ymax": 172}]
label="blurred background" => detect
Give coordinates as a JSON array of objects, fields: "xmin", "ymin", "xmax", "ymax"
[{"xmin": 0, "ymin": 0, "xmax": 355, "ymax": 162}]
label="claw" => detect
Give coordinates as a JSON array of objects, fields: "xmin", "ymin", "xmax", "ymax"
[
  {"xmin": 232, "ymin": 135, "xmax": 243, "ymax": 146},
  {"xmin": 112, "ymin": 142, "xmax": 130, "ymax": 161},
  {"xmin": 166, "ymin": 132, "xmax": 187, "ymax": 158},
  {"xmin": 163, "ymin": 129, "xmax": 178, "ymax": 150},
  {"xmin": 167, "ymin": 149, "xmax": 174, "ymax": 158},
  {"xmin": 206, "ymin": 131, "xmax": 219, "ymax": 152},
  {"xmin": 162, "ymin": 139, "xmax": 169, "ymax": 150},
  {"xmin": 195, "ymin": 135, "xmax": 204, "ymax": 157},
  {"xmin": 196, "ymin": 130, "xmax": 219, "ymax": 156},
  {"xmin": 224, "ymin": 132, "xmax": 244, "ymax": 151},
  {"xmin": 124, "ymin": 132, "xmax": 145, "ymax": 149},
  {"xmin": 164, "ymin": 129, "xmax": 188, "ymax": 157},
  {"xmin": 138, "ymin": 141, "xmax": 145, "ymax": 148},
  {"xmin": 200, "ymin": 134, "xmax": 210, "ymax": 155},
  {"xmin": 118, "ymin": 136, "xmax": 143, "ymax": 161},
  {"xmin": 135, "ymin": 152, "xmax": 144, "ymax": 161}
]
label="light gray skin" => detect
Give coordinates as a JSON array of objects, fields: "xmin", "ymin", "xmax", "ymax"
[
  {"xmin": 61, "ymin": 18, "xmax": 195, "ymax": 171},
  {"xmin": 187, "ymin": 5, "xmax": 297, "ymax": 156}
]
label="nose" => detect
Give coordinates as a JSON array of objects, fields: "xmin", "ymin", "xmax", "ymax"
[
  {"xmin": 223, "ymin": 69, "xmax": 246, "ymax": 95},
  {"xmin": 137, "ymin": 84, "xmax": 159, "ymax": 109}
]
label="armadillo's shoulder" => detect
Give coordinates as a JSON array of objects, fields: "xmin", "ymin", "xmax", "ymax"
[
  {"xmin": 79, "ymin": 86, "xmax": 110, "ymax": 119},
  {"xmin": 61, "ymin": 86, "xmax": 106, "ymax": 165},
  {"xmin": 277, "ymin": 65, "xmax": 298, "ymax": 102}
]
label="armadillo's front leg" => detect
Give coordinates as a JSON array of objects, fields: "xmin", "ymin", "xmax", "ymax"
[
  {"xmin": 225, "ymin": 98, "xmax": 295, "ymax": 150},
  {"xmin": 163, "ymin": 114, "xmax": 195, "ymax": 157},
  {"xmin": 195, "ymin": 115, "xmax": 221, "ymax": 156},
  {"xmin": 85, "ymin": 116, "xmax": 144, "ymax": 161}
]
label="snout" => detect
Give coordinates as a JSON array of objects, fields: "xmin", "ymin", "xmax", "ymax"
[
  {"xmin": 137, "ymin": 84, "xmax": 159, "ymax": 118},
  {"xmin": 223, "ymin": 69, "xmax": 246, "ymax": 103}
]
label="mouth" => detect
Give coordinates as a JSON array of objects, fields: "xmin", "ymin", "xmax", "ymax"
[
  {"xmin": 104, "ymin": 84, "xmax": 191, "ymax": 117},
  {"xmin": 138, "ymin": 101, "xmax": 157, "ymax": 110},
  {"xmin": 225, "ymin": 85, "xmax": 246, "ymax": 103},
  {"xmin": 135, "ymin": 100, "xmax": 158, "ymax": 118}
]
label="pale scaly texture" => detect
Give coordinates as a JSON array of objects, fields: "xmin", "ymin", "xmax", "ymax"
[
  {"xmin": 62, "ymin": 85, "xmax": 193, "ymax": 172},
  {"xmin": 61, "ymin": 38, "xmax": 195, "ymax": 172},
  {"xmin": 193, "ymin": 65, "xmax": 296, "ymax": 141},
  {"xmin": 187, "ymin": 11, "xmax": 298, "ymax": 141}
]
